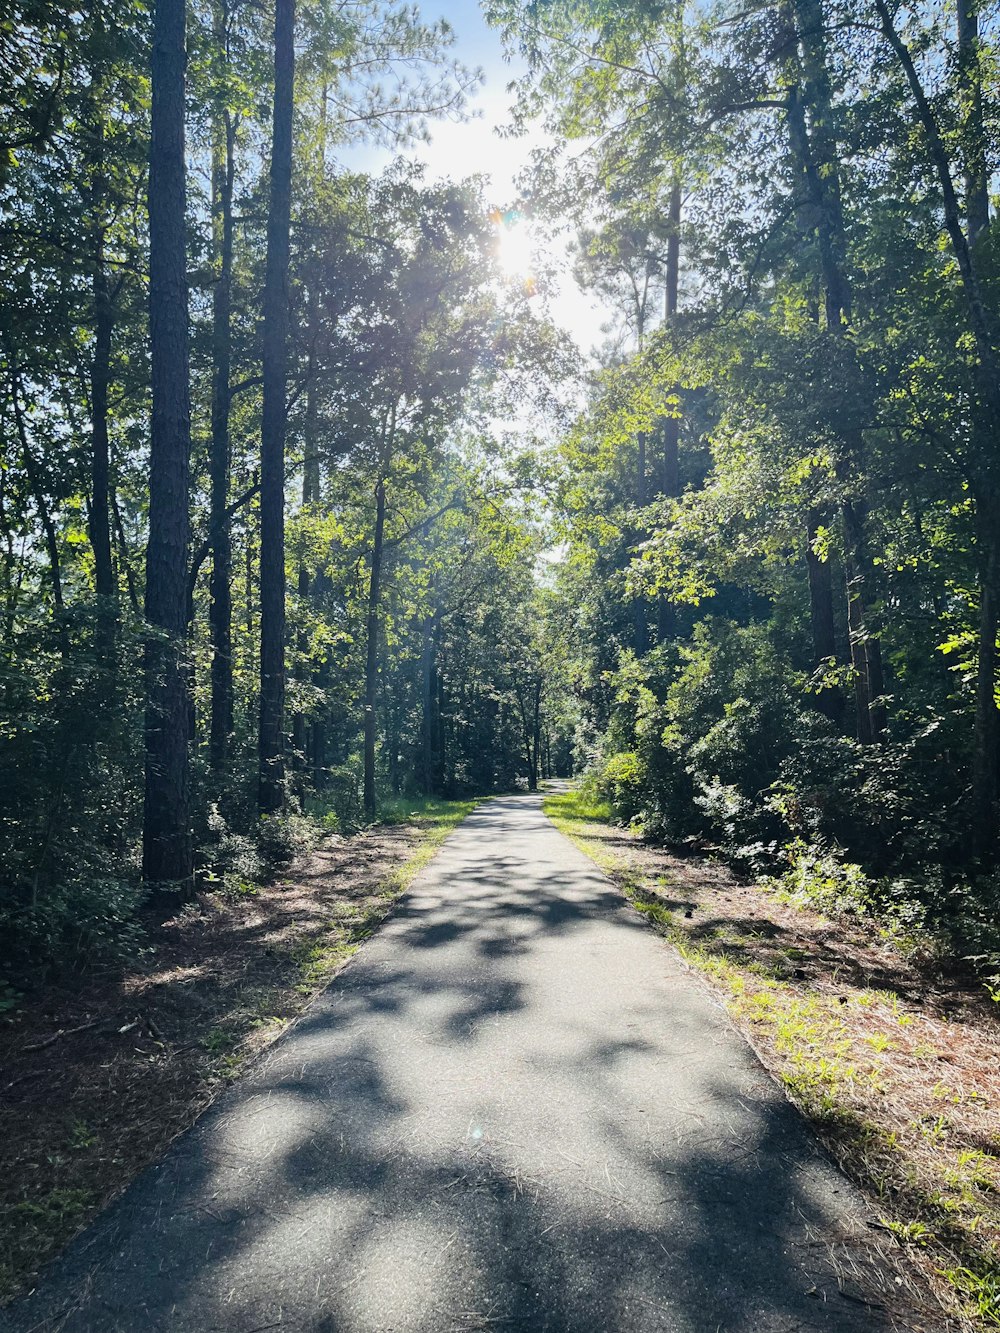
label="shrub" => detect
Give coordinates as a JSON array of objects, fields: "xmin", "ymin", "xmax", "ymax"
[{"xmin": 594, "ymin": 750, "xmax": 646, "ymax": 823}]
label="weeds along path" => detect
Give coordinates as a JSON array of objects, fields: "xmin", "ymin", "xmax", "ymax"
[{"xmin": 2, "ymin": 793, "xmax": 921, "ymax": 1332}]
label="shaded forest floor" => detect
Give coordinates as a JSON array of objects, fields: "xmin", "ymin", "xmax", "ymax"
[
  {"xmin": 544, "ymin": 790, "xmax": 1000, "ymax": 1333},
  {"xmin": 0, "ymin": 797, "xmax": 478, "ymax": 1305}
]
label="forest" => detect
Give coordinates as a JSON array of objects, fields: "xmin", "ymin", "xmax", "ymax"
[{"xmin": 2, "ymin": 0, "xmax": 1000, "ymax": 998}]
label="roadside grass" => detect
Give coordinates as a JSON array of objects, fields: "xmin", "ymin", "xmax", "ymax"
[
  {"xmin": 376, "ymin": 793, "xmax": 479, "ymax": 829},
  {"xmin": 544, "ymin": 788, "xmax": 1000, "ymax": 1333},
  {"xmin": 291, "ymin": 797, "xmax": 478, "ymax": 996},
  {"xmin": 0, "ymin": 796, "xmax": 476, "ymax": 1306}
]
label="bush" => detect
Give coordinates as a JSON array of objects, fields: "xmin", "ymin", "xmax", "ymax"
[
  {"xmin": 318, "ymin": 761, "xmax": 364, "ymax": 830},
  {"xmin": 594, "ymin": 750, "xmax": 645, "ymax": 822},
  {"xmin": 770, "ymin": 715, "xmax": 964, "ymax": 873},
  {"xmin": 766, "ymin": 840, "xmax": 958, "ymax": 962},
  {"xmin": 0, "ymin": 605, "xmax": 145, "ymax": 980},
  {"xmin": 0, "ymin": 865, "xmax": 145, "ymax": 980},
  {"xmin": 592, "ymin": 621, "xmax": 801, "ymax": 844}
]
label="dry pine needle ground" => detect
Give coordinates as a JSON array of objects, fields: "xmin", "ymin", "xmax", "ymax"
[{"xmin": 0, "ymin": 802, "xmax": 474, "ymax": 1305}]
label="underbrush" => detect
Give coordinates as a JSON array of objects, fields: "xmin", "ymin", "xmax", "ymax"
[
  {"xmin": 583, "ymin": 619, "xmax": 1000, "ymax": 986},
  {"xmin": 1, "ymin": 768, "xmax": 479, "ymax": 991}
]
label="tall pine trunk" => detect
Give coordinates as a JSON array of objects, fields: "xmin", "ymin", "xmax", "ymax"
[
  {"xmin": 421, "ymin": 600, "xmax": 438, "ymax": 796},
  {"xmin": 209, "ymin": 83, "xmax": 235, "ymax": 773},
  {"xmin": 292, "ymin": 282, "xmax": 321, "ymax": 779},
  {"xmin": 143, "ymin": 0, "xmax": 193, "ymax": 896},
  {"xmin": 657, "ymin": 177, "xmax": 682, "ymax": 643},
  {"xmin": 957, "ymin": 0, "xmax": 989, "ymax": 244},
  {"xmin": 85, "ymin": 16, "xmax": 115, "ymax": 627},
  {"xmin": 363, "ymin": 478, "xmax": 386, "ymax": 818},
  {"xmin": 805, "ymin": 508, "xmax": 842, "ymax": 722},
  {"xmin": 91, "ymin": 256, "xmax": 114, "ymax": 602},
  {"xmin": 257, "ymin": 0, "xmax": 294, "ymax": 814},
  {"xmin": 786, "ymin": 0, "xmax": 884, "ymax": 739},
  {"xmin": 633, "ymin": 302, "xmax": 648, "ymax": 657}
]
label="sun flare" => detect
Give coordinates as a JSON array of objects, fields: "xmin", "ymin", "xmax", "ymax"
[{"xmin": 497, "ymin": 219, "xmax": 535, "ymax": 279}]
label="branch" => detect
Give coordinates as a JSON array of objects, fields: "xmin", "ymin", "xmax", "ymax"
[
  {"xmin": 186, "ymin": 479, "xmax": 260, "ymax": 610},
  {"xmin": 383, "ymin": 494, "xmax": 463, "ymax": 554},
  {"xmin": 230, "ymin": 375, "xmax": 263, "ymax": 399}
]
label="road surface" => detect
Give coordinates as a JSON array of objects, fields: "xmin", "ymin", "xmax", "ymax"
[{"xmin": 2, "ymin": 794, "xmax": 906, "ymax": 1332}]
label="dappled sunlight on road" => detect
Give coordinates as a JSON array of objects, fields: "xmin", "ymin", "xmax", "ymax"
[{"xmin": 2, "ymin": 795, "xmax": 906, "ymax": 1333}]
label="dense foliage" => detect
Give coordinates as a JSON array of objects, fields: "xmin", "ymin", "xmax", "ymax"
[
  {"xmin": 4, "ymin": 0, "xmax": 1000, "ymax": 982},
  {"xmin": 492, "ymin": 0, "xmax": 1000, "ymax": 966},
  {"xmin": 0, "ymin": 0, "xmax": 574, "ymax": 978}
]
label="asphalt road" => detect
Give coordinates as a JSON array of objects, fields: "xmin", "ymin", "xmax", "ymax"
[{"xmin": 2, "ymin": 793, "xmax": 906, "ymax": 1332}]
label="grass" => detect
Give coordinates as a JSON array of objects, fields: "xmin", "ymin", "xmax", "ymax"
[
  {"xmin": 544, "ymin": 787, "xmax": 1000, "ymax": 1332},
  {"xmin": 290, "ymin": 796, "xmax": 479, "ymax": 997},
  {"xmin": 376, "ymin": 793, "xmax": 480, "ymax": 830}
]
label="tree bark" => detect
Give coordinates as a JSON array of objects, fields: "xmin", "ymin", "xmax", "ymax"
[
  {"xmin": 292, "ymin": 282, "xmax": 321, "ymax": 780},
  {"xmin": 257, "ymin": 0, "xmax": 295, "ymax": 814},
  {"xmin": 209, "ymin": 75, "xmax": 235, "ymax": 773},
  {"xmin": 785, "ymin": 2, "xmax": 884, "ymax": 739},
  {"xmin": 84, "ymin": 17, "xmax": 115, "ymax": 613},
  {"xmin": 973, "ymin": 497, "xmax": 1000, "ymax": 847},
  {"xmin": 957, "ymin": 0, "xmax": 990, "ymax": 244},
  {"xmin": 656, "ymin": 177, "xmax": 682, "ymax": 643},
  {"xmin": 421, "ymin": 601, "xmax": 439, "ymax": 796},
  {"xmin": 144, "ymin": 0, "xmax": 193, "ymax": 897},
  {"xmin": 363, "ymin": 478, "xmax": 386, "ymax": 818},
  {"xmin": 633, "ymin": 427, "xmax": 648, "ymax": 656},
  {"xmin": 531, "ymin": 680, "xmax": 542, "ymax": 791},
  {"xmin": 90, "ymin": 256, "xmax": 114, "ymax": 602}
]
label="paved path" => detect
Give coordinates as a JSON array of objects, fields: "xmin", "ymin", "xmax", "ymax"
[{"xmin": 3, "ymin": 795, "xmax": 905, "ymax": 1332}]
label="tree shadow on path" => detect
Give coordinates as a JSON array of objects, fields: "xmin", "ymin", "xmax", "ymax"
[{"xmin": 1, "ymin": 796, "xmax": 921, "ymax": 1333}]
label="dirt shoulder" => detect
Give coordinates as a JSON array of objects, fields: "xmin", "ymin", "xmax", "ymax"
[
  {"xmin": 0, "ymin": 799, "xmax": 477, "ymax": 1305},
  {"xmin": 544, "ymin": 790, "xmax": 1000, "ymax": 1333}
]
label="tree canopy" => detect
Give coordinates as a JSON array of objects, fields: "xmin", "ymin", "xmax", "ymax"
[{"xmin": 3, "ymin": 0, "xmax": 1000, "ymax": 989}]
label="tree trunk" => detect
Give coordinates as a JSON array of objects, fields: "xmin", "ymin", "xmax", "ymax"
[
  {"xmin": 421, "ymin": 603, "xmax": 438, "ymax": 796},
  {"xmin": 973, "ymin": 497, "xmax": 999, "ymax": 850},
  {"xmin": 846, "ymin": 566, "xmax": 873, "ymax": 745},
  {"xmin": 209, "ymin": 87, "xmax": 235, "ymax": 773},
  {"xmin": 805, "ymin": 508, "xmax": 842, "ymax": 723},
  {"xmin": 656, "ymin": 177, "xmax": 682, "ymax": 643},
  {"xmin": 257, "ymin": 0, "xmax": 294, "ymax": 814},
  {"xmin": 144, "ymin": 0, "xmax": 193, "ymax": 897},
  {"xmin": 85, "ymin": 40, "xmax": 115, "ymax": 614},
  {"xmin": 90, "ymin": 258, "xmax": 114, "ymax": 602},
  {"xmin": 292, "ymin": 282, "xmax": 321, "ymax": 780},
  {"xmin": 531, "ymin": 680, "xmax": 542, "ymax": 791},
  {"xmin": 363, "ymin": 478, "xmax": 386, "ymax": 818},
  {"xmin": 633, "ymin": 428, "xmax": 648, "ymax": 656},
  {"xmin": 841, "ymin": 498, "xmax": 887, "ymax": 738},
  {"xmin": 957, "ymin": 0, "xmax": 989, "ymax": 244},
  {"xmin": 436, "ymin": 656, "xmax": 447, "ymax": 794},
  {"xmin": 785, "ymin": 3, "xmax": 885, "ymax": 740}
]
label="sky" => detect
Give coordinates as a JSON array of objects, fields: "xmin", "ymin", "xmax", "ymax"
[{"xmin": 338, "ymin": 0, "xmax": 607, "ymax": 355}]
